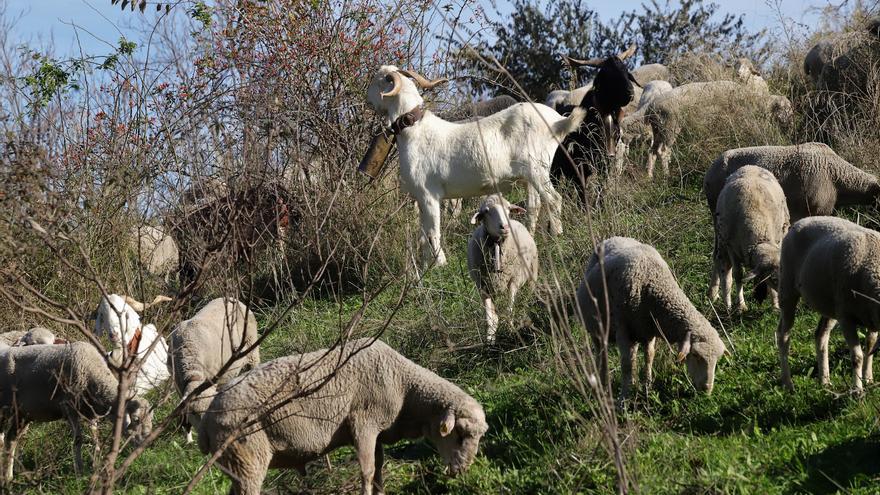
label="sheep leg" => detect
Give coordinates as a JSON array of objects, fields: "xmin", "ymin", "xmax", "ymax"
[
  {"xmin": 483, "ymin": 296, "xmax": 499, "ymax": 345},
  {"xmin": 525, "ymin": 184, "xmax": 542, "ymax": 233},
  {"xmin": 814, "ymin": 317, "xmax": 835, "ymax": 386},
  {"xmin": 373, "ymin": 442, "xmax": 385, "ymax": 495},
  {"xmin": 770, "ymin": 287, "xmax": 780, "ymax": 310},
  {"xmin": 720, "ymin": 256, "xmax": 734, "ymax": 310},
  {"xmin": 643, "ymin": 337, "xmax": 656, "ymax": 392},
  {"xmin": 660, "ymin": 143, "xmax": 672, "ymax": 176},
  {"xmin": 732, "ymin": 260, "xmax": 747, "ymax": 311},
  {"xmin": 776, "ymin": 292, "xmax": 799, "ymax": 391},
  {"xmin": 3, "ymin": 436, "xmax": 15, "ymax": 483},
  {"xmin": 67, "ymin": 414, "xmax": 84, "ymax": 475},
  {"xmin": 865, "ymin": 330, "xmax": 878, "ymax": 384},
  {"xmin": 354, "ymin": 431, "xmax": 379, "ymax": 495},
  {"xmin": 618, "ymin": 335, "xmax": 635, "ymax": 403},
  {"xmin": 840, "ymin": 321, "xmax": 864, "ymax": 393},
  {"xmin": 710, "ymin": 248, "xmax": 731, "ymax": 306},
  {"xmin": 416, "ymin": 195, "xmax": 446, "ymax": 268},
  {"xmin": 646, "ymin": 140, "xmax": 659, "ymax": 179}
]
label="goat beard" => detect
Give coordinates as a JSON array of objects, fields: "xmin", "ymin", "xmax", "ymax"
[{"xmin": 358, "ymin": 131, "xmax": 396, "ymax": 178}]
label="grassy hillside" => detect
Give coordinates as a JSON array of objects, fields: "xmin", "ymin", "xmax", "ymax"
[{"xmin": 11, "ymin": 159, "xmax": 880, "ymax": 493}]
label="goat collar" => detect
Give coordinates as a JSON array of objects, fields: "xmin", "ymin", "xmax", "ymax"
[
  {"xmin": 127, "ymin": 326, "xmax": 143, "ymax": 356},
  {"xmin": 390, "ymin": 106, "xmax": 424, "ymax": 135}
]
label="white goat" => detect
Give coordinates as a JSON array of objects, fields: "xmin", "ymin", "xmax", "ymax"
[
  {"xmin": 366, "ymin": 65, "xmax": 585, "ymax": 268},
  {"xmin": 94, "ymin": 294, "xmax": 172, "ymax": 396}
]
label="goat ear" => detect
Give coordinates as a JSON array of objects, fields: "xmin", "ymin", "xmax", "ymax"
[
  {"xmin": 508, "ymin": 204, "xmax": 527, "ymax": 215},
  {"xmin": 439, "ymin": 410, "xmax": 456, "ymax": 437},
  {"xmin": 627, "ymin": 72, "xmax": 642, "ymax": 88},
  {"xmin": 470, "ymin": 211, "xmax": 483, "ymax": 225}
]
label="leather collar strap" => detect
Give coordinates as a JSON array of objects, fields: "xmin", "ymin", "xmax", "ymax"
[
  {"xmin": 127, "ymin": 327, "xmax": 143, "ymax": 356},
  {"xmin": 390, "ymin": 107, "xmax": 424, "ymax": 135}
]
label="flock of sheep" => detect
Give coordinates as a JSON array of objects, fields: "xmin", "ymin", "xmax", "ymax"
[{"xmin": 1, "ymin": 17, "xmax": 879, "ymax": 495}]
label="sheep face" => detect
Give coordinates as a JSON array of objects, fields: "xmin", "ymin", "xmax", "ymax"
[
  {"xmin": 749, "ymin": 244, "xmax": 782, "ymax": 303},
  {"xmin": 470, "ymin": 195, "xmax": 525, "ymax": 240},
  {"xmin": 94, "ymin": 295, "xmax": 140, "ymax": 345},
  {"xmin": 684, "ymin": 338, "xmax": 725, "ymax": 394},
  {"xmin": 427, "ymin": 406, "xmax": 489, "ymax": 476},
  {"xmin": 366, "ymin": 65, "xmax": 424, "ymax": 128},
  {"xmin": 123, "ymin": 397, "xmax": 153, "ymax": 446}
]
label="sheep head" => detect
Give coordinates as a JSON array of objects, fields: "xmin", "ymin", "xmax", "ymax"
[
  {"xmin": 426, "ymin": 402, "xmax": 488, "ymax": 476},
  {"xmin": 366, "ymin": 65, "xmax": 446, "ymax": 127},
  {"xmin": 123, "ymin": 397, "xmax": 154, "ymax": 446},
  {"xmin": 746, "ymin": 243, "xmax": 782, "ymax": 304},
  {"xmin": 470, "ymin": 194, "xmax": 526, "ymax": 241},
  {"xmin": 678, "ymin": 327, "xmax": 726, "ymax": 394}
]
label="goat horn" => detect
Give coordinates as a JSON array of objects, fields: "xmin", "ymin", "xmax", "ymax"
[
  {"xmin": 145, "ymin": 295, "xmax": 173, "ymax": 309},
  {"xmin": 398, "ymin": 69, "xmax": 448, "ymax": 90},
  {"xmin": 563, "ymin": 54, "xmax": 605, "ymax": 68},
  {"xmin": 123, "ymin": 296, "xmax": 145, "ymax": 312},
  {"xmin": 617, "ymin": 44, "xmax": 637, "ymax": 61},
  {"xmin": 380, "ymin": 71, "xmax": 403, "ymax": 98}
]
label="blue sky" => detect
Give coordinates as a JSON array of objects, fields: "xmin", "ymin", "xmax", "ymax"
[{"xmin": 4, "ymin": 0, "xmax": 827, "ymax": 58}]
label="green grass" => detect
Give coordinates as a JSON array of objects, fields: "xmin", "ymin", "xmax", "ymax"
[{"xmin": 10, "ymin": 147, "xmax": 880, "ymax": 494}]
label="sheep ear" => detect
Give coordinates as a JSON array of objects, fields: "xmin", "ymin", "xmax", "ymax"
[
  {"xmin": 677, "ymin": 334, "xmax": 692, "ymax": 363},
  {"xmin": 439, "ymin": 410, "xmax": 456, "ymax": 437},
  {"xmin": 508, "ymin": 204, "xmax": 527, "ymax": 215},
  {"xmin": 470, "ymin": 211, "xmax": 483, "ymax": 225}
]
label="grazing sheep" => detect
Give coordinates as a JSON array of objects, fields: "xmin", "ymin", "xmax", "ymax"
[
  {"xmin": 197, "ymin": 338, "xmax": 488, "ymax": 495},
  {"xmin": 644, "ymin": 81, "xmax": 791, "ymax": 177},
  {"xmin": 577, "ymin": 237, "xmax": 727, "ymax": 401},
  {"xmin": 804, "ymin": 19, "xmax": 880, "ymax": 92},
  {"xmin": 94, "ymin": 294, "xmax": 172, "ymax": 396},
  {"xmin": 167, "ymin": 297, "xmax": 260, "ymax": 443},
  {"xmin": 0, "ymin": 342, "xmax": 152, "ymax": 480},
  {"xmin": 441, "ymin": 94, "xmax": 519, "ymax": 121},
  {"xmin": 466, "ymin": 194, "xmax": 539, "ymax": 344},
  {"xmin": 703, "ymin": 143, "xmax": 880, "ymax": 222},
  {"xmin": 0, "ymin": 327, "xmax": 58, "ymax": 347},
  {"xmin": 366, "ymin": 66, "xmax": 587, "ymax": 268},
  {"xmin": 776, "ymin": 216, "xmax": 880, "ymax": 392},
  {"xmin": 130, "ymin": 225, "xmax": 179, "ymax": 280},
  {"xmin": 615, "ymin": 80, "xmax": 674, "ymax": 173},
  {"xmin": 550, "ymin": 46, "xmax": 641, "ymax": 202},
  {"xmin": 710, "ymin": 166, "xmax": 790, "ymax": 311}
]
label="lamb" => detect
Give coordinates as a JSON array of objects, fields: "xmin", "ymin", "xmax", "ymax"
[
  {"xmin": 130, "ymin": 224, "xmax": 179, "ymax": 280},
  {"xmin": 577, "ymin": 237, "xmax": 727, "ymax": 401},
  {"xmin": 167, "ymin": 297, "xmax": 260, "ymax": 443},
  {"xmin": 709, "ymin": 166, "xmax": 790, "ymax": 311},
  {"xmin": 466, "ymin": 194, "xmax": 539, "ymax": 344},
  {"xmin": 94, "ymin": 294, "xmax": 172, "ymax": 396},
  {"xmin": 366, "ymin": 66, "xmax": 587, "ymax": 268},
  {"xmin": 0, "ymin": 342, "xmax": 152, "ymax": 480},
  {"xmin": 776, "ymin": 216, "xmax": 880, "ymax": 392},
  {"xmin": 644, "ymin": 81, "xmax": 792, "ymax": 177},
  {"xmin": 197, "ymin": 338, "xmax": 488, "ymax": 495},
  {"xmin": 703, "ymin": 143, "xmax": 880, "ymax": 222}
]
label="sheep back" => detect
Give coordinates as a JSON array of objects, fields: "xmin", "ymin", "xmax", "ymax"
[
  {"xmin": 0, "ymin": 342, "xmax": 117, "ymax": 422},
  {"xmin": 198, "ymin": 338, "xmax": 485, "ymax": 468},
  {"xmin": 168, "ymin": 297, "xmax": 260, "ymax": 398},
  {"xmin": 704, "ymin": 143, "xmax": 877, "ymax": 220},
  {"xmin": 780, "ymin": 216, "xmax": 880, "ymax": 328}
]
